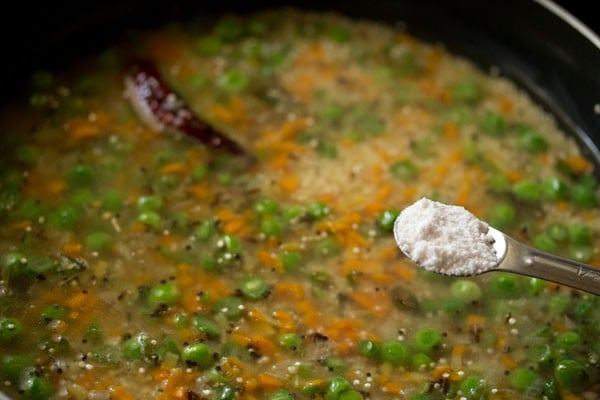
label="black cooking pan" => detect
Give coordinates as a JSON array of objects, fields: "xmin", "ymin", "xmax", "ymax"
[
  {"xmin": 2, "ymin": 0, "xmax": 599, "ymax": 168},
  {"xmin": 0, "ymin": 1, "xmax": 598, "ymax": 398}
]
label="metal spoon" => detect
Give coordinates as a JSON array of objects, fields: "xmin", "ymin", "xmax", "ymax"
[{"xmin": 484, "ymin": 227, "xmax": 600, "ymax": 295}]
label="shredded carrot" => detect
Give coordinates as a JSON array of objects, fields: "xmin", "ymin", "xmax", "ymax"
[
  {"xmin": 500, "ymin": 353, "xmax": 518, "ymax": 370},
  {"xmin": 564, "ymin": 155, "xmax": 593, "ymax": 174},
  {"xmin": 348, "ymin": 290, "xmax": 392, "ymax": 318},
  {"xmin": 67, "ymin": 118, "xmax": 101, "ymax": 141},
  {"xmin": 46, "ymin": 178, "xmax": 67, "ymax": 194},
  {"xmin": 159, "ymin": 162, "xmax": 187, "ymax": 175},
  {"xmin": 258, "ymin": 373, "xmax": 284, "ymax": 389},
  {"xmin": 279, "ymin": 174, "xmax": 299, "ymax": 193},
  {"xmin": 383, "ymin": 381, "xmax": 403, "ymax": 394},
  {"xmin": 465, "ymin": 314, "xmax": 486, "ymax": 327},
  {"xmin": 498, "ymin": 97, "xmax": 513, "ymax": 114},
  {"xmin": 63, "ymin": 242, "xmax": 82, "ymax": 256},
  {"xmin": 273, "ymin": 309, "xmax": 296, "ymax": 332},
  {"xmin": 391, "ymin": 261, "xmax": 416, "ymax": 281},
  {"xmin": 443, "ymin": 122, "xmax": 458, "ymax": 140},
  {"xmin": 251, "ymin": 335, "xmax": 280, "ymax": 357},
  {"xmin": 109, "ymin": 386, "xmax": 136, "ymax": 400},
  {"xmin": 272, "ymin": 282, "xmax": 305, "ymax": 301}
]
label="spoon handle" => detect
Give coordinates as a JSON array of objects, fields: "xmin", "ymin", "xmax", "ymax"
[{"xmin": 496, "ymin": 234, "xmax": 600, "ymax": 295}]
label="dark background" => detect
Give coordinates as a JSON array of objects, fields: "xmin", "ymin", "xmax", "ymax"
[{"xmin": 555, "ymin": 1, "xmax": 599, "ymax": 34}]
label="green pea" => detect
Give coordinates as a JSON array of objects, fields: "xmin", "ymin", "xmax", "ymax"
[
  {"xmin": 570, "ymin": 183, "xmax": 597, "ymax": 208},
  {"xmin": 279, "ymin": 333, "xmax": 302, "ymax": 350},
  {"xmin": 487, "ymin": 173, "xmax": 510, "ymax": 192},
  {"xmin": 569, "ymin": 244, "xmax": 593, "ymax": 262},
  {"xmin": 519, "ymin": 130, "xmax": 548, "ymax": 153},
  {"xmin": 572, "ymin": 297, "xmax": 595, "ymax": 320},
  {"xmin": 137, "ymin": 195, "xmax": 163, "ymax": 211},
  {"xmin": 568, "ymin": 223, "xmax": 593, "ymax": 245},
  {"xmin": 411, "ymin": 353, "xmax": 432, "ymax": 370},
  {"xmin": 220, "ymin": 234, "xmax": 242, "ymax": 254},
  {"xmin": 317, "ymin": 141, "xmax": 338, "ymax": 158},
  {"xmin": 195, "ymin": 36, "xmax": 222, "ymax": 57},
  {"xmin": 15, "ymin": 199, "xmax": 45, "ymax": 221},
  {"xmin": 459, "ymin": 376, "xmax": 486, "ymax": 397},
  {"xmin": 410, "ymin": 394, "xmax": 434, "ymax": 400},
  {"xmin": 101, "ymin": 191, "xmax": 124, "ymax": 212},
  {"xmin": 260, "ymin": 218, "xmax": 285, "ymax": 238},
  {"xmin": 122, "ymin": 334, "xmax": 148, "ymax": 360},
  {"xmin": 480, "ymin": 112, "xmax": 506, "ymax": 135},
  {"xmin": 283, "ymin": 205, "xmax": 305, "ymax": 221},
  {"xmin": 509, "ymin": 368, "xmax": 541, "ymax": 392},
  {"xmin": 542, "ymin": 177, "xmax": 569, "ymax": 200},
  {"xmin": 543, "ymin": 380, "xmax": 559, "ymax": 400},
  {"xmin": 319, "ymin": 105, "xmax": 343, "ymax": 121},
  {"xmin": 326, "ymin": 377, "xmax": 352, "ymax": 398},
  {"xmin": 556, "ymin": 331, "xmax": 581, "ymax": 350},
  {"xmin": 217, "ymin": 69, "xmax": 249, "ymax": 93},
  {"xmin": 357, "ymin": 339, "xmax": 380, "ymax": 359},
  {"xmin": 239, "ymin": 276, "xmax": 270, "ymax": 300},
  {"xmin": 490, "ymin": 273, "xmax": 519, "ymax": 298},
  {"xmin": 390, "ymin": 160, "xmax": 418, "ymax": 180},
  {"xmin": 148, "ymin": 282, "xmax": 180, "ymax": 307},
  {"xmin": 548, "ymin": 293, "xmax": 571, "ymax": 314},
  {"xmin": 546, "ymin": 222, "xmax": 568, "ymax": 242},
  {"xmin": 329, "ymin": 26, "xmax": 352, "ymax": 43},
  {"xmin": 512, "ymin": 180, "xmax": 542, "ymax": 201},
  {"xmin": 191, "ymin": 316, "xmax": 221, "ymax": 339},
  {"xmin": 0, "ymin": 354, "xmax": 32, "ymax": 383},
  {"xmin": 314, "ymin": 236, "xmax": 340, "ymax": 257},
  {"xmin": 451, "ymin": 79, "xmax": 480, "ymax": 103},
  {"xmin": 378, "ymin": 209, "xmax": 399, "ymax": 232},
  {"xmin": 380, "ymin": 339, "xmax": 410, "ymax": 366},
  {"xmin": 182, "ymin": 343, "xmax": 213, "ymax": 368},
  {"xmin": 214, "ymin": 384, "xmax": 236, "ymax": 400},
  {"xmin": 215, "ymin": 17, "xmax": 244, "ymax": 41},
  {"xmin": 15, "ymin": 145, "xmax": 40, "ymax": 165},
  {"xmin": 281, "ymin": 251, "xmax": 303, "ymax": 272},
  {"xmin": 528, "ymin": 343, "xmax": 553, "ymax": 365},
  {"xmin": 554, "ymin": 359, "xmax": 588, "ymax": 392},
  {"xmin": 42, "ymin": 305, "xmax": 68, "ymax": 321},
  {"xmin": 526, "ymin": 277, "xmax": 546, "ymax": 295},
  {"xmin": 191, "ymin": 164, "xmax": 209, "ymax": 181},
  {"xmin": 48, "ymin": 205, "xmax": 78, "ymax": 230},
  {"xmin": 201, "ymin": 256, "xmax": 219, "ymax": 273},
  {"xmin": 450, "ymin": 280, "xmax": 482, "ymax": 303},
  {"xmin": 67, "ymin": 164, "xmax": 94, "ymax": 187},
  {"xmin": 20, "ymin": 374, "xmax": 54, "ymax": 400},
  {"xmin": 85, "ymin": 321, "xmax": 103, "ymax": 344},
  {"xmin": 413, "ymin": 329, "xmax": 442, "ymax": 354},
  {"xmin": 2, "ymin": 252, "xmax": 28, "ymax": 280},
  {"xmin": 488, "ymin": 204, "xmax": 516, "ymax": 231},
  {"xmin": 0, "ymin": 318, "xmax": 23, "ymax": 342},
  {"xmin": 358, "ymin": 114, "xmax": 385, "ymax": 136},
  {"xmin": 85, "ymin": 232, "xmax": 112, "ymax": 252},
  {"xmin": 339, "ymin": 390, "xmax": 364, "ymax": 400},
  {"xmin": 193, "ymin": 220, "xmax": 216, "ymax": 242},
  {"xmin": 137, "ymin": 211, "xmax": 161, "ymax": 228},
  {"xmin": 268, "ymin": 389, "xmax": 295, "ymax": 400},
  {"xmin": 214, "ymin": 296, "xmax": 244, "ymax": 320},
  {"xmin": 532, "ymin": 234, "xmax": 558, "ymax": 252},
  {"xmin": 307, "ymin": 202, "xmax": 330, "ymax": 220},
  {"xmin": 159, "ymin": 337, "xmax": 180, "ymax": 357},
  {"xmin": 254, "ymin": 198, "xmax": 279, "ymax": 215}
]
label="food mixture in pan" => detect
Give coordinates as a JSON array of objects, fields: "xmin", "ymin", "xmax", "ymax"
[{"xmin": 1, "ymin": 9, "xmax": 600, "ymax": 400}]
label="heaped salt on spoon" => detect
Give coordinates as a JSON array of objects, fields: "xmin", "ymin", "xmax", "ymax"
[{"xmin": 394, "ymin": 197, "xmax": 600, "ymax": 295}]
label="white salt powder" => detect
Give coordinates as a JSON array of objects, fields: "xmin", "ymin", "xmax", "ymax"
[{"xmin": 393, "ymin": 197, "xmax": 498, "ymax": 275}]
